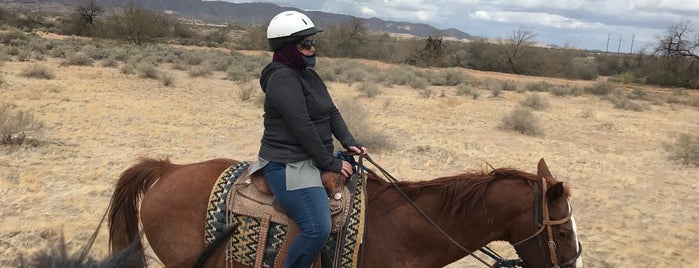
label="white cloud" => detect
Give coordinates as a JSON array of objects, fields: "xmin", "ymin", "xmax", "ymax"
[
  {"xmin": 360, "ymin": 6, "xmax": 378, "ymax": 17},
  {"xmin": 471, "ymin": 10, "xmax": 605, "ymax": 29}
]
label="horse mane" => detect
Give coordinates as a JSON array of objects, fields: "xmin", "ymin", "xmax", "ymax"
[{"xmin": 367, "ymin": 167, "xmax": 545, "ymax": 217}]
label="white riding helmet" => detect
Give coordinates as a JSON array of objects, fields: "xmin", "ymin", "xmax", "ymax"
[{"xmin": 267, "ymin": 11, "xmax": 322, "ymax": 50}]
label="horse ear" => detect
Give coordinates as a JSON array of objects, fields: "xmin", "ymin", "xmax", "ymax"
[
  {"xmin": 537, "ymin": 158, "xmax": 553, "ymax": 179},
  {"xmin": 547, "ymin": 182, "xmax": 565, "ymax": 200}
]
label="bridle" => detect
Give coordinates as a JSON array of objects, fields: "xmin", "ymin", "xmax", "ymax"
[
  {"xmin": 511, "ymin": 175, "xmax": 583, "ymax": 268},
  {"xmin": 359, "ymin": 154, "xmax": 581, "ymax": 268}
]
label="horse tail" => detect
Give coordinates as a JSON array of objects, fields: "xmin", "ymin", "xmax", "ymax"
[{"xmin": 108, "ymin": 157, "xmax": 172, "ymax": 253}]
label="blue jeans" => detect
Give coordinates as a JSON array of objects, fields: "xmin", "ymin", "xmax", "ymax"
[{"xmin": 262, "ymin": 162, "xmax": 331, "ymax": 268}]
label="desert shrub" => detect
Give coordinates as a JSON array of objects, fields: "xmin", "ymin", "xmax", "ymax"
[
  {"xmin": 160, "ymin": 72, "xmax": 174, "ymax": 86},
  {"xmin": 180, "ymin": 51, "xmax": 205, "ymax": 65},
  {"xmin": 484, "ymin": 78, "xmax": 502, "ymax": 91},
  {"xmin": 17, "ymin": 51, "xmax": 31, "ymax": 62},
  {"xmin": 6, "ymin": 46, "xmax": 20, "ymax": 56},
  {"xmin": 61, "ymin": 52, "xmax": 94, "ymax": 66},
  {"xmin": 605, "ymin": 92, "xmax": 648, "ymax": 111},
  {"xmin": 0, "ymin": 30, "xmax": 28, "ymax": 44},
  {"xmin": 238, "ymin": 82, "xmax": 256, "ymax": 102},
  {"xmin": 501, "ymin": 80, "xmax": 520, "ymax": 92},
  {"xmin": 520, "ymin": 93, "xmax": 550, "ymax": 110},
  {"xmin": 455, "ymin": 84, "xmax": 473, "ymax": 96},
  {"xmin": 334, "ymin": 98, "xmax": 393, "ymax": 152},
  {"xmin": 609, "ymin": 72, "xmax": 646, "ymax": 84},
  {"xmin": 672, "ymin": 88, "xmax": 687, "ymax": 96},
  {"xmin": 429, "ymin": 68, "xmax": 465, "ymax": 86},
  {"xmin": 21, "ymin": 64, "xmax": 54, "ymax": 79},
  {"xmin": 629, "ymin": 88, "xmax": 647, "ymax": 100},
  {"xmin": 409, "ymin": 76, "xmax": 428, "ymax": 90},
  {"xmin": 568, "ymin": 60, "xmax": 599, "ymax": 80},
  {"xmin": 418, "ymin": 88, "xmax": 432, "ymax": 98},
  {"xmin": 357, "ymin": 82, "xmax": 381, "ymax": 98},
  {"xmin": 80, "ymin": 44, "xmax": 109, "ymax": 60},
  {"xmin": 527, "ymin": 81, "xmax": 553, "ymax": 92},
  {"xmin": 645, "ymin": 70, "xmax": 679, "ymax": 87},
  {"xmin": 120, "ymin": 61, "xmax": 136, "ymax": 75},
  {"xmin": 549, "ymin": 85, "xmax": 583, "ymax": 97},
  {"xmin": 585, "ymin": 81, "xmax": 615, "ymax": 96},
  {"xmin": 136, "ymin": 62, "xmax": 159, "ymax": 79},
  {"xmin": 500, "ymin": 106, "xmax": 543, "ymax": 136},
  {"xmin": 226, "ymin": 65, "xmax": 249, "ymax": 81},
  {"xmin": 101, "ymin": 57, "xmax": 118, "ymax": 68},
  {"xmin": 490, "ymin": 87, "xmax": 503, "ymax": 97},
  {"xmin": 0, "ymin": 103, "xmax": 44, "ymax": 145},
  {"xmin": 188, "ymin": 64, "xmax": 213, "ymax": 77},
  {"xmin": 471, "ymin": 90, "xmax": 481, "ymax": 100},
  {"xmin": 685, "ymin": 96, "xmax": 699, "ymax": 108},
  {"xmin": 663, "ymin": 133, "xmax": 699, "ymax": 167}
]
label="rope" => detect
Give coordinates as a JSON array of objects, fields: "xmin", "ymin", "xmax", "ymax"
[
  {"xmin": 362, "ymin": 154, "xmax": 494, "ymax": 267},
  {"xmin": 78, "ymin": 206, "xmax": 109, "ymax": 263}
]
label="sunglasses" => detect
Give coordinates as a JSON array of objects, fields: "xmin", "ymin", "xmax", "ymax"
[{"xmin": 298, "ymin": 39, "xmax": 317, "ymax": 49}]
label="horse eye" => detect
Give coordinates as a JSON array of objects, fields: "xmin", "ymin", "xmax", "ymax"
[{"xmin": 559, "ymin": 231, "xmax": 571, "ymax": 239}]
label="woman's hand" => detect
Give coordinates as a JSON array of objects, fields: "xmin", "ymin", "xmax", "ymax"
[
  {"xmin": 341, "ymin": 160, "xmax": 354, "ymax": 178},
  {"xmin": 348, "ymin": 146, "xmax": 368, "ymax": 156}
]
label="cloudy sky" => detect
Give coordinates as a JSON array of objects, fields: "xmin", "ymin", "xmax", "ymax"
[{"xmin": 224, "ymin": 0, "xmax": 699, "ymax": 52}]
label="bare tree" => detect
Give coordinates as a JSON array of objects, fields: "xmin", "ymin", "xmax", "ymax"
[
  {"xmin": 77, "ymin": 0, "xmax": 103, "ymax": 25},
  {"xmin": 503, "ymin": 26, "xmax": 537, "ymax": 74},
  {"xmin": 654, "ymin": 20, "xmax": 698, "ymax": 60}
]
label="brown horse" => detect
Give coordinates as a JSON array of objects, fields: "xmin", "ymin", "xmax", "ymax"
[{"xmin": 108, "ymin": 157, "xmax": 582, "ymax": 268}]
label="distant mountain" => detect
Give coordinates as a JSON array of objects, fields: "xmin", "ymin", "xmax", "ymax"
[{"xmin": 9, "ymin": 0, "xmax": 476, "ymax": 40}]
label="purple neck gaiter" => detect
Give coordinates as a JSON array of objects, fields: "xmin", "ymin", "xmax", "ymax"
[{"xmin": 272, "ymin": 42, "xmax": 306, "ymax": 71}]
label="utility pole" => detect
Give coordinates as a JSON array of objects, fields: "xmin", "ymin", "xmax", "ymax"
[
  {"xmin": 617, "ymin": 33, "xmax": 622, "ymax": 53},
  {"xmin": 629, "ymin": 33, "xmax": 635, "ymax": 54},
  {"xmin": 606, "ymin": 32, "xmax": 611, "ymax": 53}
]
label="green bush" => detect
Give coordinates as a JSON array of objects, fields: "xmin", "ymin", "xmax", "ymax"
[
  {"xmin": 500, "ymin": 106, "xmax": 543, "ymax": 136},
  {"xmin": 664, "ymin": 133, "xmax": 699, "ymax": 167}
]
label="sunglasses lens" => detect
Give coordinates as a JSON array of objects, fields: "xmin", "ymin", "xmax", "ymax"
[{"xmin": 301, "ymin": 39, "xmax": 316, "ymax": 47}]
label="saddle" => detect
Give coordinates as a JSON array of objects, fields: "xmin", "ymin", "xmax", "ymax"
[{"xmin": 226, "ymin": 164, "xmax": 355, "ymax": 268}]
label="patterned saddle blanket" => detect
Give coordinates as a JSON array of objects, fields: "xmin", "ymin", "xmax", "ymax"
[{"xmin": 204, "ymin": 161, "xmax": 367, "ymax": 268}]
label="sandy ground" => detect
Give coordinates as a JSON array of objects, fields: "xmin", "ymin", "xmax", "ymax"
[{"xmin": 0, "ymin": 48, "xmax": 698, "ymax": 268}]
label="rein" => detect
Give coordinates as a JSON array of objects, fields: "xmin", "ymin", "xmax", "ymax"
[
  {"xmin": 361, "ymin": 154, "xmax": 579, "ymax": 268},
  {"xmin": 361, "ymin": 154, "xmax": 494, "ymax": 267},
  {"xmin": 77, "ymin": 207, "xmax": 110, "ymax": 263}
]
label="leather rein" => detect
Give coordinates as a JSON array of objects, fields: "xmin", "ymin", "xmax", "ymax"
[{"xmin": 361, "ymin": 154, "xmax": 580, "ymax": 267}]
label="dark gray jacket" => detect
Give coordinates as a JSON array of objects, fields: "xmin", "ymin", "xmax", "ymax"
[{"xmin": 258, "ymin": 62, "xmax": 360, "ymax": 172}]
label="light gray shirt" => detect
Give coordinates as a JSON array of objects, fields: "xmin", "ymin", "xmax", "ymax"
[{"xmin": 249, "ymin": 157, "xmax": 322, "ymax": 191}]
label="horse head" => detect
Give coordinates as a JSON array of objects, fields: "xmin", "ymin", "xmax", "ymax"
[{"xmin": 511, "ymin": 158, "xmax": 583, "ymax": 268}]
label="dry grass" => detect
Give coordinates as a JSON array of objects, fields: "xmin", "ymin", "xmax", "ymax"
[{"xmin": 1, "ymin": 38, "xmax": 698, "ymax": 268}]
